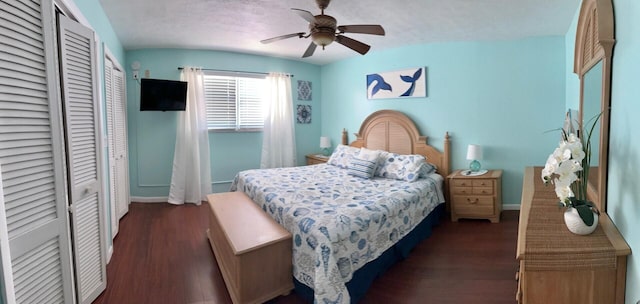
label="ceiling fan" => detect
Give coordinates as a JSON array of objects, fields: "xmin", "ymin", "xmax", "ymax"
[{"xmin": 260, "ymin": 0, "xmax": 385, "ymax": 58}]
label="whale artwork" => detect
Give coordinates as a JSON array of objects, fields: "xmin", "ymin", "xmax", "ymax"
[{"xmin": 366, "ymin": 67, "xmax": 426, "ymax": 99}]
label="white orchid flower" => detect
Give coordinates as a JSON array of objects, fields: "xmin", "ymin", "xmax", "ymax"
[
  {"xmin": 554, "ymin": 182, "xmax": 574, "ymax": 204},
  {"xmin": 541, "ymin": 122, "xmax": 599, "ymax": 207}
]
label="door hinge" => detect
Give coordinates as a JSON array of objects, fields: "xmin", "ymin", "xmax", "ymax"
[{"xmin": 68, "ymin": 204, "xmax": 75, "ymax": 214}]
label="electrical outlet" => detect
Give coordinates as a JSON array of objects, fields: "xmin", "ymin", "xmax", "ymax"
[{"xmin": 132, "ymin": 70, "xmax": 139, "ymax": 80}]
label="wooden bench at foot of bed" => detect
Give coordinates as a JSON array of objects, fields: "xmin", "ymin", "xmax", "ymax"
[{"xmin": 206, "ymin": 192, "xmax": 293, "ymax": 304}]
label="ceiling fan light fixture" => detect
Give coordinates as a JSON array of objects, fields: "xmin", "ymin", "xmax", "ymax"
[
  {"xmin": 311, "ymin": 31, "xmax": 335, "ymax": 47},
  {"xmin": 261, "ymin": 0, "xmax": 384, "ymax": 58}
]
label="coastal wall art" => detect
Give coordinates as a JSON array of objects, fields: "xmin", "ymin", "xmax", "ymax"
[
  {"xmin": 366, "ymin": 67, "xmax": 427, "ymax": 99},
  {"xmin": 296, "ymin": 105, "xmax": 311, "ymax": 124},
  {"xmin": 297, "ymin": 80, "xmax": 312, "ymax": 101}
]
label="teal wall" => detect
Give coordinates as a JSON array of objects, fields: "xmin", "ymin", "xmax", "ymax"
[
  {"xmin": 73, "ymin": 0, "xmax": 125, "ymax": 64},
  {"xmin": 320, "ymin": 37, "xmax": 566, "ymax": 205},
  {"xmin": 124, "ymin": 49, "xmax": 321, "ymax": 196},
  {"xmin": 607, "ymin": 0, "xmax": 640, "ymax": 303}
]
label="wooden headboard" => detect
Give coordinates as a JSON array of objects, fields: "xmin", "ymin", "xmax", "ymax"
[{"xmin": 343, "ymin": 110, "xmax": 451, "ymax": 178}]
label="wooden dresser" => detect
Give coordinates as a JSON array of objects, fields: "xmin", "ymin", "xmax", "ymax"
[{"xmin": 516, "ymin": 167, "xmax": 630, "ymax": 304}]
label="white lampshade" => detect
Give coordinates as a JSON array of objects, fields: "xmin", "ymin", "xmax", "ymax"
[
  {"xmin": 320, "ymin": 136, "xmax": 331, "ymax": 149},
  {"xmin": 466, "ymin": 144, "xmax": 483, "ymax": 160}
]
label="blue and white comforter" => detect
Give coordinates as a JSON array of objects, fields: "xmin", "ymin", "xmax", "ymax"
[{"xmin": 230, "ymin": 164, "xmax": 444, "ymax": 304}]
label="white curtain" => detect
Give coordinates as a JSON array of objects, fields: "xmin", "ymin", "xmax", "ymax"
[
  {"xmin": 168, "ymin": 67, "xmax": 212, "ymax": 205},
  {"xmin": 261, "ymin": 73, "xmax": 296, "ymax": 168}
]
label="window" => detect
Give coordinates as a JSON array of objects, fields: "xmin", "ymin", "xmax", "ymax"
[{"xmin": 203, "ymin": 72, "xmax": 267, "ymax": 131}]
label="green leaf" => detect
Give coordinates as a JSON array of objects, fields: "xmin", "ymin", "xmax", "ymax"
[{"xmin": 575, "ymin": 205, "xmax": 595, "ymax": 226}]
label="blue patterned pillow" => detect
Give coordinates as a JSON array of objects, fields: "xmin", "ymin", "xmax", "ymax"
[
  {"xmin": 419, "ymin": 162, "xmax": 437, "ymax": 177},
  {"xmin": 376, "ymin": 153, "xmax": 428, "ymax": 182},
  {"xmin": 327, "ymin": 144, "xmax": 360, "ymax": 168},
  {"xmin": 347, "ymin": 148, "xmax": 380, "ymax": 179}
]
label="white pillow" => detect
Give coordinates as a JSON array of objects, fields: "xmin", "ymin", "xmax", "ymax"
[
  {"xmin": 376, "ymin": 152, "xmax": 427, "ymax": 182},
  {"xmin": 347, "ymin": 148, "xmax": 380, "ymax": 179},
  {"xmin": 327, "ymin": 144, "xmax": 360, "ymax": 169}
]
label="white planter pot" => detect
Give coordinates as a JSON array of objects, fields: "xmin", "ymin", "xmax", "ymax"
[{"xmin": 564, "ymin": 207, "xmax": 598, "ymax": 235}]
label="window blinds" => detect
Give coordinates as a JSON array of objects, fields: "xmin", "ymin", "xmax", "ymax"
[{"xmin": 203, "ymin": 74, "xmax": 266, "ymax": 130}]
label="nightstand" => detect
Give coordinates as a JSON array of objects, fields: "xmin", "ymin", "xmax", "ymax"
[
  {"xmin": 448, "ymin": 169, "xmax": 502, "ymax": 223},
  {"xmin": 305, "ymin": 154, "xmax": 329, "ymax": 165}
]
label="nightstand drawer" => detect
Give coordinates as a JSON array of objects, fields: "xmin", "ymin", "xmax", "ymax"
[
  {"xmin": 306, "ymin": 154, "xmax": 329, "ymax": 165},
  {"xmin": 473, "ymin": 187, "xmax": 494, "ymax": 195},
  {"xmin": 452, "ymin": 180, "xmax": 472, "ymax": 187},
  {"xmin": 472, "ymin": 179, "xmax": 492, "ymax": 187},
  {"xmin": 451, "ymin": 186, "xmax": 473, "ymax": 195},
  {"xmin": 453, "ymin": 196, "xmax": 494, "ymax": 215}
]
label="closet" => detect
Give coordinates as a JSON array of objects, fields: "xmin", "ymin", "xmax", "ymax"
[{"xmin": 0, "ymin": 0, "xmax": 108, "ymax": 303}]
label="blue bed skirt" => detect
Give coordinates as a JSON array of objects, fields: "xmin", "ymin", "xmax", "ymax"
[{"xmin": 293, "ymin": 203, "xmax": 445, "ymax": 303}]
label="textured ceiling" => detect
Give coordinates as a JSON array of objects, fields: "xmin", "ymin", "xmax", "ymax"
[{"xmin": 99, "ymin": 0, "xmax": 581, "ymax": 65}]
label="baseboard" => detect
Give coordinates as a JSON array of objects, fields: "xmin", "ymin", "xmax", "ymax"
[
  {"xmin": 130, "ymin": 196, "xmax": 168, "ymax": 203},
  {"xmin": 502, "ymin": 204, "xmax": 521, "ymax": 211}
]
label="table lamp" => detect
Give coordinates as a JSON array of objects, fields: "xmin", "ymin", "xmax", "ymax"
[
  {"xmin": 320, "ymin": 136, "xmax": 332, "ymax": 156},
  {"xmin": 466, "ymin": 144, "xmax": 483, "ymax": 172}
]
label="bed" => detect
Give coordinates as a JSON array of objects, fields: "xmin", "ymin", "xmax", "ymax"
[{"xmin": 230, "ymin": 110, "xmax": 450, "ymax": 303}]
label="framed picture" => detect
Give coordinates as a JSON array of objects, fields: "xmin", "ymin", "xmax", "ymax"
[
  {"xmin": 296, "ymin": 105, "xmax": 311, "ymax": 124},
  {"xmin": 366, "ymin": 67, "xmax": 427, "ymax": 99},
  {"xmin": 297, "ymin": 80, "xmax": 312, "ymax": 101}
]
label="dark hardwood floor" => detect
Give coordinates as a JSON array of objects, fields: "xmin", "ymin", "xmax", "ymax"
[{"xmin": 93, "ymin": 203, "xmax": 519, "ymax": 304}]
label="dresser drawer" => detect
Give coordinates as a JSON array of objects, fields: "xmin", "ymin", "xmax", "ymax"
[
  {"xmin": 307, "ymin": 157, "xmax": 326, "ymax": 165},
  {"xmin": 472, "ymin": 179, "xmax": 493, "ymax": 187},
  {"xmin": 452, "ymin": 196, "xmax": 494, "ymax": 215},
  {"xmin": 473, "ymin": 187, "xmax": 494, "ymax": 195},
  {"xmin": 452, "ymin": 179, "xmax": 472, "ymax": 187},
  {"xmin": 451, "ymin": 186, "xmax": 473, "ymax": 195}
]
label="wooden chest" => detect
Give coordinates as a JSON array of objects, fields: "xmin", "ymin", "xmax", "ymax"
[{"xmin": 206, "ymin": 192, "xmax": 293, "ymax": 304}]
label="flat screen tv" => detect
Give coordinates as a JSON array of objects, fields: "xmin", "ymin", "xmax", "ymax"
[{"xmin": 140, "ymin": 78, "xmax": 188, "ymax": 111}]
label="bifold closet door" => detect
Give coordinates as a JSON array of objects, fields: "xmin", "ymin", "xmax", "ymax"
[
  {"xmin": 57, "ymin": 13, "xmax": 107, "ymax": 304},
  {"xmin": 104, "ymin": 58, "xmax": 119, "ymax": 236},
  {"xmin": 112, "ymin": 68, "xmax": 129, "ymax": 220},
  {"xmin": 104, "ymin": 58, "xmax": 129, "ymax": 238},
  {"xmin": 0, "ymin": 0, "xmax": 75, "ymax": 302}
]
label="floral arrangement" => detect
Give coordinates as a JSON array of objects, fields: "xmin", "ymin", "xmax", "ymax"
[{"xmin": 541, "ymin": 114, "xmax": 601, "ymax": 226}]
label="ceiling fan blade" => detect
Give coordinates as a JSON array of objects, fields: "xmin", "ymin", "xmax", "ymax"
[
  {"xmin": 335, "ymin": 35, "xmax": 371, "ymax": 55},
  {"xmin": 302, "ymin": 41, "xmax": 317, "ymax": 58},
  {"xmin": 291, "ymin": 8, "xmax": 315, "ymax": 23},
  {"xmin": 337, "ymin": 25, "xmax": 385, "ymax": 36},
  {"xmin": 260, "ymin": 32, "xmax": 305, "ymax": 44}
]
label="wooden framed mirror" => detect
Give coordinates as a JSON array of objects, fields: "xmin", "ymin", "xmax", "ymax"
[{"xmin": 574, "ymin": 0, "xmax": 615, "ymax": 211}]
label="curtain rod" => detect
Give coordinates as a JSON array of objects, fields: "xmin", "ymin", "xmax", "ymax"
[{"xmin": 177, "ymin": 67, "xmax": 293, "ymax": 77}]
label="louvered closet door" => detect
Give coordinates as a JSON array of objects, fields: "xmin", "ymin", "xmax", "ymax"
[
  {"xmin": 0, "ymin": 0, "xmax": 75, "ymax": 303},
  {"xmin": 57, "ymin": 14, "xmax": 106, "ymax": 304},
  {"xmin": 112, "ymin": 68, "xmax": 129, "ymax": 219},
  {"xmin": 104, "ymin": 58, "xmax": 119, "ymax": 237}
]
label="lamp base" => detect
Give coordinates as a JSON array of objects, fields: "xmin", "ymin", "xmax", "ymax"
[
  {"xmin": 321, "ymin": 147, "xmax": 331, "ymax": 156},
  {"xmin": 469, "ymin": 160, "xmax": 481, "ymax": 172}
]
